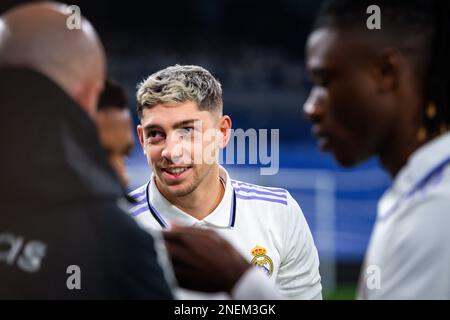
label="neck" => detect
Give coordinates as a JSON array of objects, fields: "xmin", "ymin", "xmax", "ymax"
[
  {"xmin": 157, "ymin": 165, "xmax": 225, "ymax": 220},
  {"xmin": 379, "ymin": 124, "xmax": 424, "ymax": 178}
]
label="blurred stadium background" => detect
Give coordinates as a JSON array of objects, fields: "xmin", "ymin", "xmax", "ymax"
[{"xmin": 1, "ymin": 0, "xmax": 392, "ymax": 299}]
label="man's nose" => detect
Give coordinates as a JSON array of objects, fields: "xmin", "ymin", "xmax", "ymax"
[
  {"xmin": 303, "ymin": 88, "xmax": 325, "ymax": 122},
  {"xmin": 161, "ymin": 132, "xmax": 183, "ymax": 163}
]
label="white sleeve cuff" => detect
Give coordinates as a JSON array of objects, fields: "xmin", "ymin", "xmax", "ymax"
[{"xmin": 230, "ymin": 267, "xmax": 283, "ymax": 300}]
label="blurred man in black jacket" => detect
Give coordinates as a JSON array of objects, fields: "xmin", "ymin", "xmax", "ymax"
[{"xmin": 0, "ymin": 2, "xmax": 173, "ymax": 299}]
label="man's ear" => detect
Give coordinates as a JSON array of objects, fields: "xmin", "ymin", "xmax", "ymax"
[
  {"xmin": 137, "ymin": 124, "xmax": 146, "ymax": 155},
  {"xmin": 217, "ymin": 115, "xmax": 232, "ymax": 149},
  {"xmin": 373, "ymin": 48, "xmax": 401, "ymax": 93}
]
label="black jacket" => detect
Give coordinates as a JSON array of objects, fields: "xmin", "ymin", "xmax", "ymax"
[{"xmin": 0, "ymin": 67, "xmax": 173, "ymax": 299}]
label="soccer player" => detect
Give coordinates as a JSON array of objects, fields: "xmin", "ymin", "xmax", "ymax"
[
  {"xmin": 97, "ymin": 80, "xmax": 134, "ymax": 187},
  {"xmin": 129, "ymin": 65, "xmax": 322, "ymax": 299},
  {"xmin": 304, "ymin": 0, "xmax": 450, "ymax": 299}
]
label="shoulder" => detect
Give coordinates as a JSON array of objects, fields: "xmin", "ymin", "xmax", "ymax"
[
  {"xmin": 432, "ymin": 164, "xmax": 450, "ymax": 196},
  {"xmin": 399, "ymin": 164, "xmax": 450, "ymax": 231},
  {"xmin": 87, "ymin": 199, "xmax": 153, "ymax": 250},
  {"xmin": 405, "ymin": 197, "xmax": 450, "ymax": 236},
  {"xmin": 231, "ymin": 179, "xmax": 290, "ymax": 206},
  {"xmin": 128, "ymin": 183, "xmax": 148, "ymax": 202},
  {"xmin": 79, "ymin": 200, "xmax": 156, "ymax": 277},
  {"xmin": 389, "ymin": 195, "xmax": 450, "ymax": 262},
  {"xmin": 370, "ymin": 196, "xmax": 450, "ymax": 299},
  {"xmin": 231, "ymin": 179, "xmax": 304, "ymax": 220},
  {"xmin": 87, "ymin": 200, "xmax": 173, "ymax": 298},
  {"xmin": 128, "ymin": 183, "xmax": 149, "ymax": 217}
]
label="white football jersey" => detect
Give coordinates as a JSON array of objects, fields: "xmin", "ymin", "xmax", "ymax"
[
  {"xmin": 129, "ymin": 166, "xmax": 322, "ymax": 300},
  {"xmin": 358, "ymin": 132, "xmax": 450, "ymax": 299}
]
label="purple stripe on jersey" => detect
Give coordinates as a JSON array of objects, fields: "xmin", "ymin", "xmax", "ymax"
[
  {"xmin": 133, "ymin": 197, "xmax": 146, "ymax": 206},
  {"xmin": 235, "ymin": 193, "xmax": 288, "ymax": 205},
  {"xmin": 129, "ymin": 189, "xmax": 146, "ymax": 199},
  {"xmin": 232, "ymin": 186, "xmax": 287, "ymax": 199},
  {"xmin": 379, "ymin": 155, "xmax": 450, "ymax": 221},
  {"xmin": 429, "ymin": 170, "xmax": 444, "ymax": 186},
  {"xmin": 231, "ymin": 180, "xmax": 286, "ymax": 194},
  {"xmin": 130, "ymin": 205, "xmax": 149, "ymax": 217}
]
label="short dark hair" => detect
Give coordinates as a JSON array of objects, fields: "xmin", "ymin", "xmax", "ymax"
[
  {"xmin": 98, "ymin": 79, "xmax": 128, "ymax": 111},
  {"xmin": 314, "ymin": 0, "xmax": 450, "ymax": 135}
]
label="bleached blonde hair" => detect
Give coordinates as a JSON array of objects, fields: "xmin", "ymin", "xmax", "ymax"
[{"xmin": 136, "ymin": 64, "xmax": 223, "ymax": 119}]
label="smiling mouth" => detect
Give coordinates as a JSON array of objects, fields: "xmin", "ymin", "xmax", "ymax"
[
  {"xmin": 162, "ymin": 167, "xmax": 190, "ymax": 174},
  {"xmin": 160, "ymin": 166, "xmax": 192, "ymax": 179}
]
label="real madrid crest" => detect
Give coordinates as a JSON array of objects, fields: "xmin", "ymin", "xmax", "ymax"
[{"xmin": 250, "ymin": 245, "xmax": 273, "ymax": 277}]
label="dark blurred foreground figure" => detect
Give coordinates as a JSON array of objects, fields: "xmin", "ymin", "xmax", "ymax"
[
  {"xmin": 163, "ymin": 0, "xmax": 450, "ymax": 300},
  {"xmin": 0, "ymin": 2, "xmax": 172, "ymax": 299},
  {"xmin": 303, "ymin": 0, "xmax": 450, "ymax": 299},
  {"xmin": 97, "ymin": 80, "xmax": 134, "ymax": 188}
]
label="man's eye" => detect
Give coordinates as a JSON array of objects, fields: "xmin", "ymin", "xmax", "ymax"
[
  {"xmin": 149, "ymin": 131, "xmax": 159, "ymax": 137},
  {"xmin": 181, "ymin": 127, "xmax": 194, "ymax": 135},
  {"xmin": 178, "ymin": 127, "xmax": 194, "ymax": 138},
  {"xmin": 147, "ymin": 131, "xmax": 164, "ymax": 143}
]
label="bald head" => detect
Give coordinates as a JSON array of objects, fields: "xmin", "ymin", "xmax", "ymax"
[{"xmin": 0, "ymin": 2, "xmax": 105, "ymax": 118}]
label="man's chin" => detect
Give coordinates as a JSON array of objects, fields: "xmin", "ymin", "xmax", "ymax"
[
  {"xmin": 157, "ymin": 180, "xmax": 195, "ymax": 198},
  {"xmin": 333, "ymin": 151, "xmax": 367, "ymax": 168}
]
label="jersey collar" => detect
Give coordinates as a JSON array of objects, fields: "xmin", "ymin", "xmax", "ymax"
[{"xmin": 147, "ymin": 165, "xmax": 236, "ymax": 229}]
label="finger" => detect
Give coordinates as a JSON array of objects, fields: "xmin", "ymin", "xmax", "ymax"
[
  {"xmin": 168, "ymin": 221, "xmax": 181, "ymax": 229},
  {"xmin": 171, "ymin": 264, "xmax": 202, "ymax": 291},
  {"xmin": 163, "ymin": 227, "xmax": 215, "ymax": 245},
  {"xmin": 166, "ymin": 225, "xmax": 213, "ymax": 236},
  {"xmin": 163, "ymin": 227, "xmax": 200, "ymax": 243},
  {"xmin": 164, "ymin": 240, "xmax": 196, "ymax": 269},
  {"xmin": 172, "ymin": 264, "xmax": 218, "ymax": 293},
  {"xmin": 162, "ymin": 230, "xmax": 182, "ymax": 242}
]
